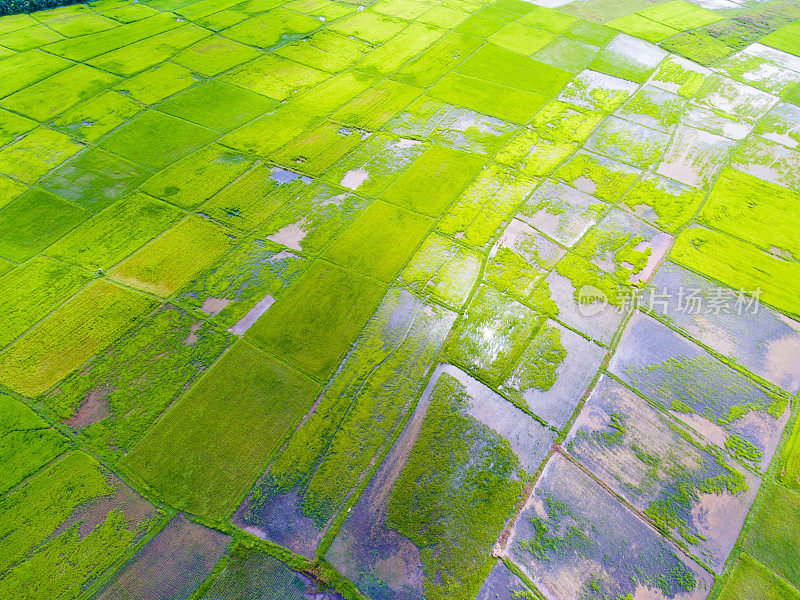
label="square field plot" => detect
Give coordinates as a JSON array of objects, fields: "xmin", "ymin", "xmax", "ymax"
[
  {"xmin": 585, "ymin": 115, "xmax": 671, "ymax": 170},
  {"xmin": 556, "ymin": 150, "xmax": 640, "ymax": 203},
  {"xmin": 621, "ymin": 172, "xmax": 704, "ymax": 233},
  {"xmin": 221, "ymin": 54, "xmax": 328, "ymax": 102},
  {"xmin": 157, "ymin": 80, "xmax": 277, "ymax": 132},
  {"xmin": 172, "ymin": 35, "xmax": 261, "ymax": 76},
  {"xmin": 648, "ymin": 261, "xmax": 800, "ymax": 394},
  {"xmin": 609, "ymin": 311, "xmax": 790, "ymax": 472},
  {"xmin": 40, "ymin": 147, "xmax": 152, "ymax": 212},
  {"xmin": 322, "ymin": 200, "xmax": 432, "ymax": 282},
  {"xmin": 238, "ymin": 289, "xmax": 456, "ymax": 556},
  {"xmin": 121, "ymin": 340, "xmax": 319, "ymax": 520},
  {"xmin": 0, "ymin": 188, "xmax": 90, "ymax": 262},
  {"xmin": 732, "ymin": 137, "xmax": 800, "ymax": 192},
  {"xmin": 518, "ymin": 180, "xmax": 607, "ymax": 247},
  {"xmin": 590, "ymin": 34, "xmax": 667, "ymax": 83},
  {"xmin": 566, "ymin": 374, "xmax": 761, "ymax": 572},
  {"xmin": 557, "ymin": 70, "xmax": 639, "ymax": 113},
  {"xmin": 0, "ymin": 280, "xmax": 156, "ymax": 396},
  {"xmin": 110, "ymin": 215, "xmax": 234, "ymax": 297},
  {"xmin": 754, "ymin": 102, "xmax": 800, "ymax": 150},
  {"xmin": 99, "ymin": 110, "xmax": 217, "ymax": 170},
  {"xmin": 245, "ymin": 260, "xmax": 386, "ymax": 380},
  {"xmin": 508, "ymin": 452, "xmax": 713, "ymax": 600},
  {"xmin": 326, "ymin": 365, "xmax": 547, "ymax": 599},
  {"xmin": 695, "ymin": 75, "xmax": 777, "ymax": 122},
  {"xmin": 657, "ymin": 124, "xmax": 736, "ymax": 188}
]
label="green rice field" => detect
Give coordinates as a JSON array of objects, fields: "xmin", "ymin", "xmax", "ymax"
[{"xmin": 1, "ymin": 0, "xmax": 800, "ymax": 597}]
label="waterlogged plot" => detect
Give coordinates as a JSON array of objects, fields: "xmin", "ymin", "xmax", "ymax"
[
  {"xmin": 695, "ymin": 75, "xmax": 777, "ymax": 122},
  {"xmin": 430, "ymin": 106, "xmax": 518, "ymax": 156},
  {"xmin": 47, "ymin": 306, "xmax": 231, "ymax": 460},
  {"xmin": 648, "ymin": 262, "xmax": 800, "ymax": 394},
  {"xmin": 97, "ymin": 515, "xmax": 230, "ymax": 600},
  {"xmin": 238, "ymin": 288, "xmax": 455, "ymax": 556},
  {"xmin": 437, "ymin": 164, "xmax": 538, "ymax": 249},
  {"xmin": 446, "ymin": 284, "xmax": 542, "ymax": 386},
  {"xmin": 475, "ymin": 560, "xmax": 536, "ymax": 600},
  {"xmin": 259, "ymin": 182, "xmax": 369, "ymax": 254},
  {"xmin": 181, "ymin": 238, "xmax": 308, "ymax": 329},
  {"xmin": 123, "ymin": 340, "xmax": 320, "ymax": 520},
  {"xmin": 585, "ymin": 116, "xmax": 671, "ymax": 170},
  {"xmin": 650, "ymin": 55, "xmax": 711, "ymax": 98},
  {"xmin": 556, "ymin": 150, "xmax": 640, "ymax": 202},
  {"xmin": 495, "ymin": 127, "xmax": 576, "ymax": 177},
  {"xmin": 657, "ymin": 125, "xmax": 736, "ymax": 188},
  {"xmin": 590, "ymin": 33, "xmax": 667, "ymax": 83},
  {"xmin": 503, "ymin": 320, "xmax": 606, "ymax": 429},
  {"xmin": 566, "ymin": 375, "xmax": 761, "ymax": 571},
  {"xmin": 0, "ymin": 391, "xmax": 67, "ymax": 495},
  {"xmin": 718, "ymin": 49, "xmax": 800, "ymax": 96},
  {"xmin": 326, "ymin": 133, "xmax": 425, "ymax": 196},
  {"xmin": 609, "ymin": 311, "xmax": 789, "ymax": 471},
  {"xmin": 400, "ymin": 233, "xmax": 482, "ymax": 309},
  {"xmin": 530, "ymin": 100, "xmax": 604, "ymax": 144},
  {"xmin": 622, "ymin": 172, "xmax": 704, "ymax": 233},
  {"xmin": 508, "ymin": 453, "xmax": 713, "ymax": 600},
  {"xmin": 200, "ymin": 544, "xmax": 344, "ymax": 599},
  {"xmin": 575, "ymin": 208, "xmax": 673, "ymax": 284},
  {"xmin": 534, "ymin": 37, "xmax": 601, "ymax": 73},
  {"xmin": 557, "ymin": 69, "xmax": 639, "ymax": 113},
  {"xmin": 517, "ymin": 180, "xmax": 607, "ymax": 247},
  {"xmin": 732, "ymin": 136, "xmax": 800, "ymax": 191},
  {"xmin": 0, "ymin": 451, "xmax": 158, "ymax": 599},
  {"xmin": 326, "ymin": 368, "xmax": 531, "ymax": 600},
  {"xmin": 615, "ymin": 85, "xmax": 686, "ymax": 134},
  {"xmin": 755, "ymin": 102, "xmax": 800, "ymax": 149}
]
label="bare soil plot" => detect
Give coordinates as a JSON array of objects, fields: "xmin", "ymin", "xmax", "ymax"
[
  {"xmin": 97, "ymin": 514, "xmax": 230, "ymax": 600},
  {"xmin": 608, "ymin": 311, "xmax": 790, "ymax": 472},
  {"xmin": 648, "ymin": 261, "xmax": 800, "ymax": 394},
  {"xmin": 507, "ymin": 452, "xmax": 713, "ymax": 600},
  {"xmin": 566, "ymin": 374, "xmax": 761, "ymax": 572}
]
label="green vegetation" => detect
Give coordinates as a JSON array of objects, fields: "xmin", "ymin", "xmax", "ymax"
[
  {"xmin": 110, "ymin": 215, "xmax": 234, "ymax": 297},
  {"xmin": 622, "ymin": 174, "xmax": 703, "ymax": 233},
  {"xmin": 246, "ymin": 260, "xmax": 386, "ymax": 379},
  {"xmin": 557, "ymin": 151, "xmax": 639, "ymax": 203},
  {"xmin": 672, "ymin": 227, "xmax": 800, "ymax": 317},
  {"xmin": 386, "ymin": 372, "xmax": 526, "ymax": 599},
  {"xmin": 718, "ymin": 554, "xmax": 800, "ymax": 600},
  {"xmin": 123, "ymin": 340, "xmax": 319, "ymax": 520},
  {"xmin": 0, "ymin": 279, "xmax": 157, "ymax": 396},
  {"xmin": 0, "ymin": 391, "xmax": 67, "ymax": 495}
]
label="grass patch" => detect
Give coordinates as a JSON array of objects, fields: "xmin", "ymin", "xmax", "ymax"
[
  {"xmin": 0, "ymin": 127, "xmax": 83, "ymax": 184},
  {"xmin": 172, "ymin": 35, "xmax": 262, "ymax": 76},
  {"xmin": 114, "ymin": 61, "xmax": 197, "ymax": 105},
  {"xmin": 275, "ymin": 30, "xmax": 371, "ymax": 73},
  {"xmin": 327, "ymin": 9, "xmax": 407, "ymax": 43},
  {"xmin": 718, "ymin": 554, "xmax": 800, "ymax": 600},
  {"xmin": 51, "ymin": 90, "xmax": 141, "ymax": 142},
  {"xmin": 393, "ymin": 32, "xmax": 482, "ymax": 87},
  {"xmin": 122, "ymin": 340, "xmax": 318, "ymax": 520}
]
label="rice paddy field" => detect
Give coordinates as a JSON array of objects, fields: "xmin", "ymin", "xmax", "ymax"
[{"xmin": 0, "ymin": 0, "xmax": 800, "ymax": 596}]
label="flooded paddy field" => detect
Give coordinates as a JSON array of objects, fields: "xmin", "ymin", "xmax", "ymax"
[{"xmin": 1, "ymin": 0, "xmax": 800, "ymax": 597}]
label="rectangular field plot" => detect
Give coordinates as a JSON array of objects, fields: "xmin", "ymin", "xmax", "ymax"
[
  {"xmin": 754, "ymin": 102, "xmax": 800, "ymax": 150},
  {"xmin": 621, "ymin": 172, "xmax": 704, "ymax": 234},
  {"xmin": 122, "ymin": 340, "xmax": 319, "ymax": 520},
  {"xmin": 40, "ymin": 147, "xmax": 152, "ymax": 212},
  {"xmin": 223, "ymin": 8, "xmax": 323, "ymax": 48},
  {"xmin": 96, "ymin": 514, "xmax": 230, "ymax": 600},
  {"xmin": 517, "ymin": 180, "xmax": 608, "ymax": 248},
  {"xmin": 326, "ymin": 367, "xmax": 537, "ymax": 599},
  {"xmin": 221, "ymin": 54, "xmax": 328, "ymax": 102},
  {"xmin": 731, "ymin": 136, "xmax": 800, "ymax": 192},
  {"xmin": 556, "ymin": 150, "xmax": 640, "ymax": 203},
  {"xmin": 271, "ymin": 121, "xmax": 366, "ymax": 177},
  {"xmin": 180, "ymin": 238, "xmax": 308, "ymax": 330},
  {"xmin": 437, "ymin": 164, "xmax": 538, "ymax": 250},
  {"xmin": 172, "ymin": 35, "xmax": 261, "ymax": 76},
  {"xmin": 502, "ymin": 319, "xmax": 607, "ymax": 430},
  {"xmin": 566, "ymin": 374, "xmax": 761, "ymax": 571},
  {"xmin": 399, "ymin": 232, "xmax": 482, "ymax": 309},
  {"xmin": 51, "ymin": 90, "xmax": 142, "ymax": 143},
  {"xmin": 0, "ymin": 279, "xmax": 156, "ymax": 396},
  {"xmin": 325, "ymin": 133, "xmax": 425, "ymax": 196},
  {"xmin": 275, "ymin": 29, "xmax": 371, "ymax": 74},
  {"xmin": 718, "ymin": 554, "xmax": 800, "ymax": 600},
  {"xmin": 657, "ymin": 124, "xmax": 736, "ymax": 188},
  {"xmin": 648, "ymin": 261, "xmax": 800, "ymax": 394},
  {"xmin": 236, "ymin": 288, "xmax": 455, "ymax": 556},
  {"xmin": 246, "ymin": 260, "xmax": 386, "ymax": 380},
  {"xmin": 495, "ymin": 127, "xmax": 576, "ymax": 177},
  {"xmin": 0, "ymin": 127, "xmax": 83, "ymax": 184},
  {"xmin": 0, "ymin": 451, "xmax": 159, "ymax": 599},
  {"xmin": 609, "ymin": 311, "xmax": 790, "ymax": 471},
  {"xmin": 0, "ymin": 256, "xmax": 91, "ymax": 349},
  {"xmin": 381, "ymin": 144, "xmax": 485, "ymax": 217},
  {"xmin": 47, "ymin": 306, "xmax": 231, "ymax": 460},
  {"xmin": 200, "ymin": 544, "xmax": 345, "ymax": 599},
  {"xmin": 0, "ymin": 391, "xmax": 67, "ymax": 495},
  {"xmin": 557, "ymin": 69, "xmax": 639, "ymax": 113},
  {"xmin": 507, "ymin": 452, "xmax": 713, "ymax": 600},
  {"xmin": 141, "ymin": 144, "xmax": 255, "ymax": 209},
  {"xmin": 590, "ymin": 33, "xmax": 667, "ymax": 83},
  {"xmin": 672, "ymin": 225, "xmax": 800, "ymax": 318},
  {"xmin": 110, "ymin": 215, "xmax": 234, "ymax": 297},
  {"xmin": 99, "ymin": 110, "xmax": 218, "ymax": 170},
  {"xmin": 574, "ymin": 208, "xmax": 673, "ymax": 284},
  {"xmin": 585, "ymin": 115, "xmax": 671, "ymax": 170}
]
